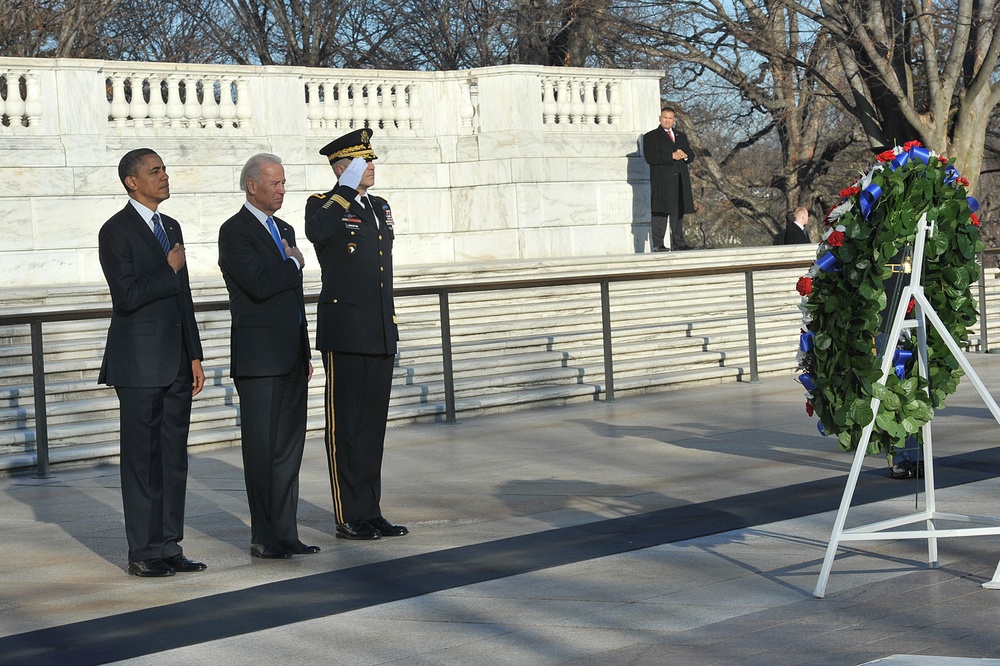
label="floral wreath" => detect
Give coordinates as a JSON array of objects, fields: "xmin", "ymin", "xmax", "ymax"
[{"xmin": 795, "ymin": 141, "xmax": 983, "ymax": 454}]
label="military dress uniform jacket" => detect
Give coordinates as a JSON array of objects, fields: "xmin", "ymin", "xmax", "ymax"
[
  {"xmin": 305, "ymin": 185, "xmax": 398, "ymax": 356},
  {"xmin": 98, "ymin": 204, "xmax": 203, "ymax": 388}
]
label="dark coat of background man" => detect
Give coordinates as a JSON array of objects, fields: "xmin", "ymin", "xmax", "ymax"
[
  {"xmin": 774, "ymin": 206, "xmax": 813, "ymax": 245},
  {"xmin": 643, "ymin": 106, "xmax": 696, "ymax": 252},
  {"xmin": 305, "ymin": 128, "xmax": 409, "ymax": 542},
  {"xmin": 98, "ymin": 148, "xmax": 207, "ymax": 578},
  {"xmin": 218, "ymin": 153, "xmax": 320, "ymax": 560}
]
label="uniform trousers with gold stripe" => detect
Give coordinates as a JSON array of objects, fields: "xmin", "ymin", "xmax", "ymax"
[{"xmin": 321, "ymin": 350, "xmax": 395, "ymax": 524}]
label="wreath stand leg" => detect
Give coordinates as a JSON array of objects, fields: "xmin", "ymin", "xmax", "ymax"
[{"xmin": 813, "ymin": 215, "xmax": 1000, "ymax": 598}]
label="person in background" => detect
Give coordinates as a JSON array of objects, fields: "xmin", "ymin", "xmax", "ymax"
[
  {"xmin": 643, "ymin": 106, "xmax": 696, "ymax": 252},
  {"xmin": 775, "ymin": 206, "xmax": 813, "ymax": 245}
]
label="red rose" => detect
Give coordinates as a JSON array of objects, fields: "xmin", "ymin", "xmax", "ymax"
[
  {"xmin": 796, "ymin": 276, "xmax": 812, "ymax": 296},
  {"xmin": 902, "ymin": 140, "xmax": 922, "ymax": 151},
  {"xmin": 971, "ymin": 212, "xmax": 981, "ymax": 227},
  {"xmin": 906, "ymin": 298, "xmax": 915, "ymax": 315},
  {"xmin": 938, "ymin": 155, "xmax": 948, "ymax": 164},
  {"xmin": 839, "ymin": 186, "xmax": 860, "ymax": 198},
  {"xmin": 957, "ymin": 176, "xmax": 970, "ymax": 187},
  {"xmin": 806, "ymin": 402, "xmax": 814, "ymax": 417},
  {"xmin": 877, "ymin": 150, "xmax": 896, "ymax": 162},
  {"xmin": 827, "ymin": 230, "xmax": 845, "ymax": 247}
]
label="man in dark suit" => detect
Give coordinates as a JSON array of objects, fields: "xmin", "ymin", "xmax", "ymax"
[
  {"xmin": 775, "ymin": 206, "xmax": 813, "ymax": 245},
  {"xmin": 305, "ymin": 128, "xmax": 408, "ymax": 541},
  {"xmin": 98, "ymin": 148, "xmax": 207, "ymax": 577},
  {"xmin": 218, "ymin": 153, "xmax": 319, "ymax": 560},
  {"xmin": 643, "ymin": 106, "xmax": 696, "ymax": 251}
]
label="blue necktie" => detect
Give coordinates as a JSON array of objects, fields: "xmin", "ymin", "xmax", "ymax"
[
  {"xmin": 266, "ymin": 216, "xmax": 287, "ymax": 259},
  {"xmin": 151, "ymin": 213, "xmax": 170, "ymax": 255},
  {"xmin": 267, "ymin": 216, "xmax": 301, "ymax": 323}
]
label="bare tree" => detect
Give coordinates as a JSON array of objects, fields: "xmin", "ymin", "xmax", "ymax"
[
  {"xmin": 792, "ymin": 0, "xmax": 1000, "ymax": 189},
  {"xmin": 0, "ymin": 0, "xmax": 116, "ymax": 57},
  {"xmin": 618, "ymin": 1, "xmax": 868, "ymax": 240}
]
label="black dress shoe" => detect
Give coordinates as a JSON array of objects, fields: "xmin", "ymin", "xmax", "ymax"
[
  {"xmin": 250, "ymin": 543, "xmax": 292, "ymax": 559},
  {"xmin": 890, "ymin": 460, "xmax": 925, "ymax": 479},
  {"xmin": 278, "ymin": 539, "xmax": 321, "ymax": 555},
  {"xmin": 368, "ymin": 516, "xmax": 408, "ymax": 537},
  {"xmin": 336, "ymin": 521, "xmax": 381, "ymax": 540},
  {"xmin": 162, "ymin": 554, "xmax": 207, "ymax": 572},
  {"xmin": 651, "ymin": 246, "xmax": 669, "ymax": 253},
  {"xmin": 128, "ymin": 559, "xmax": 175, "ymax": 577}
]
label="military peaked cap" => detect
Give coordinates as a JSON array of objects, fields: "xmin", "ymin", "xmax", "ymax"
[{"xmin": 319, "ymin": 128, "xmax": 378, "ymax": 163}]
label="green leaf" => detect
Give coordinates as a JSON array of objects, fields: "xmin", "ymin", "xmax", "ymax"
[
  {"xmin": 847, "ymin": 399, "xmax": 875, "ymax": 427},
  {"xmin": 803, "ymin": 152, "xmax": 978, "ymax": 455}
]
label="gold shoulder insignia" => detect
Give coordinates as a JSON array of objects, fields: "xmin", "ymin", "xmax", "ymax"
[{"xmin": 310, "ymin": 193, "xmax": 327, "ymax": 200}]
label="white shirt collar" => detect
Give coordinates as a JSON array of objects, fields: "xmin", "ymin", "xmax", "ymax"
[{"xmin": 129, "ymin": 199, "xmax": 158, "ymax": 231}]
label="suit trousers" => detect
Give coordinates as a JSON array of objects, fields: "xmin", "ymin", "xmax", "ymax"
[
  {"xmin": 322, "ymin": 350, "xmax": 394, "ymax": 524},
  {"xmin": 651, "ymin": 214, "xmax": 685, "ymax": 250},
  {"xmin": 233, "ymin": 351, "xmax": 308, "ymax": 546},
  {"xmin": 115, "ymin": 360, "xmax": 193, "ymax": 563}
]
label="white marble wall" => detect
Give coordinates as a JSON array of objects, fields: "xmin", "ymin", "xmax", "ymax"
[{"xmin": 0, "ymin": 58, "xmax": 663, "ymax": 287}]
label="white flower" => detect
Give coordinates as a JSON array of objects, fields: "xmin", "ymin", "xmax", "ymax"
[
  {"xmin": 857, "ymin": 164, "xmax": 884, "ymax": 190},
  {"xmin": 825, "ymin": 201, "xmax": 854, "ymax": 228}
]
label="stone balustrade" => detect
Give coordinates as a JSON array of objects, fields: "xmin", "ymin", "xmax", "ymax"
[
  {"xmin": 105, "ymin": 68, "xmax": 252, "ymax": 132},
  {"xmin": 0, "ymin": 57, "xmax": 664, "ymax": 288},
  {"xmin": 0, "ymin": 67, "xmax": 43, "ymax": 131}
]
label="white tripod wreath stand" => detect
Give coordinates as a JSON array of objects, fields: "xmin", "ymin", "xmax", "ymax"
[{"xmin": 813, "ymin": 213, "xmax": 1000, "ymax": 598}]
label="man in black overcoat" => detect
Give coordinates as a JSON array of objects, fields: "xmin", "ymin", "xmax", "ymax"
[
  {"xmin": 218, "ymin": 153, "xmax": 319, "ymax": 559},
  {"xmin": 98, "ymin": 148, "xmax": 206, "ymax": 577},
  {"xmin": 643, "ymin": 106, "xmax": 696, "ymax": 251},
  {"xmin": 775, "ymin": 206, "xmax": 813, "ymax": 245},
  {"xmin": 305, "ymin": 128, "xmax": 408, "ymax": 541}
]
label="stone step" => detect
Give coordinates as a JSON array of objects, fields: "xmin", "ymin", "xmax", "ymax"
[
  {"xmin": 0, "ymin": 352, "xmax": 797, "ymax": 464},
  {"xmin": 0, "ymin": 322, "xmax": 801, "ymax": 414},
  {"xmin": 3, "ymin": 246, "xmax": 996, "ymax": 473}
]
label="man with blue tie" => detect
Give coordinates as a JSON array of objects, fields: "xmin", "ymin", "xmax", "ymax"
[
  {"xmin": 99, "ymin": 148, "xmax": 207, "ymax": 577},
  {"xmin": 218, "ymin": 153, "xmax": 319, "ymax": 559}
]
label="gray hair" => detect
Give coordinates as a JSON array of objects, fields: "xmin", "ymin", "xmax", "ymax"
[{"xmin": 240, "ymin": 153, "xmax": 282, "ymax": 192}]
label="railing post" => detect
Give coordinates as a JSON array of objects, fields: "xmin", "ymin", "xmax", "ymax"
[
  {"xmin": 745, "ymin": 270, "xmax": 760, "ymax": 384},
  {"xmin": 30, "ymin": 320, "xmax": 51, "ymax": 478},
  {"xmin": 979, "ymin": 251, "xmax": 989, "ymax": 353},
  {"xmin": 601, "ymin": 280, "xmax": 615, "ymax": 401},
  {"xmin": 439, "ymin": 292, "xmax": 457, "ymax": 423}
]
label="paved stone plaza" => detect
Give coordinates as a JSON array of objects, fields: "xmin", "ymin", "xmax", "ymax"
[{"xmin": 4, "ymin": 356, "xmax": 1000, "ymax": 665}]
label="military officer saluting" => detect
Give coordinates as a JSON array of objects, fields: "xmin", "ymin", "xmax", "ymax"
[{"xmin": 305, "ymin": 128, "xmax": 408, "ymax": 541}]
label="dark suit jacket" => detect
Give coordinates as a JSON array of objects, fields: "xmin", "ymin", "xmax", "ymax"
[
  {"xmin": 775, "ymin": 221, "xmax": 812, "ymax": 245},
  {"xmin": 305, "ymin": 186, "xmax": 398, "ymax": 356},
  {"xmin": 218, "ymin": 206, "xmax": 310, "ymax": 378},
  {"xmin": 98, "ymin": 203, "xmax": 202, "ymax": 388},
  {"xmin": 643, "ymin": 127, "xmax": 696, "ymax": 218}
]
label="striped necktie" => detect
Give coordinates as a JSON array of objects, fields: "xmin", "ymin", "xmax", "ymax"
[{"xmin": 151, "ymin": 213, "xmax": 170, "ymax": 255}]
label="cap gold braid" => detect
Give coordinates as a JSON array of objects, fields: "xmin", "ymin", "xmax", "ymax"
[{"xmin": 326, "ymin": 129, "xmax": 377, "ymax": 162}]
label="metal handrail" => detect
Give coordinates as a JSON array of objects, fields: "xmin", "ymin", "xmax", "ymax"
[{"xmin": 0, "ymin": 257, "xmax": 841, "ymax": 478}]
